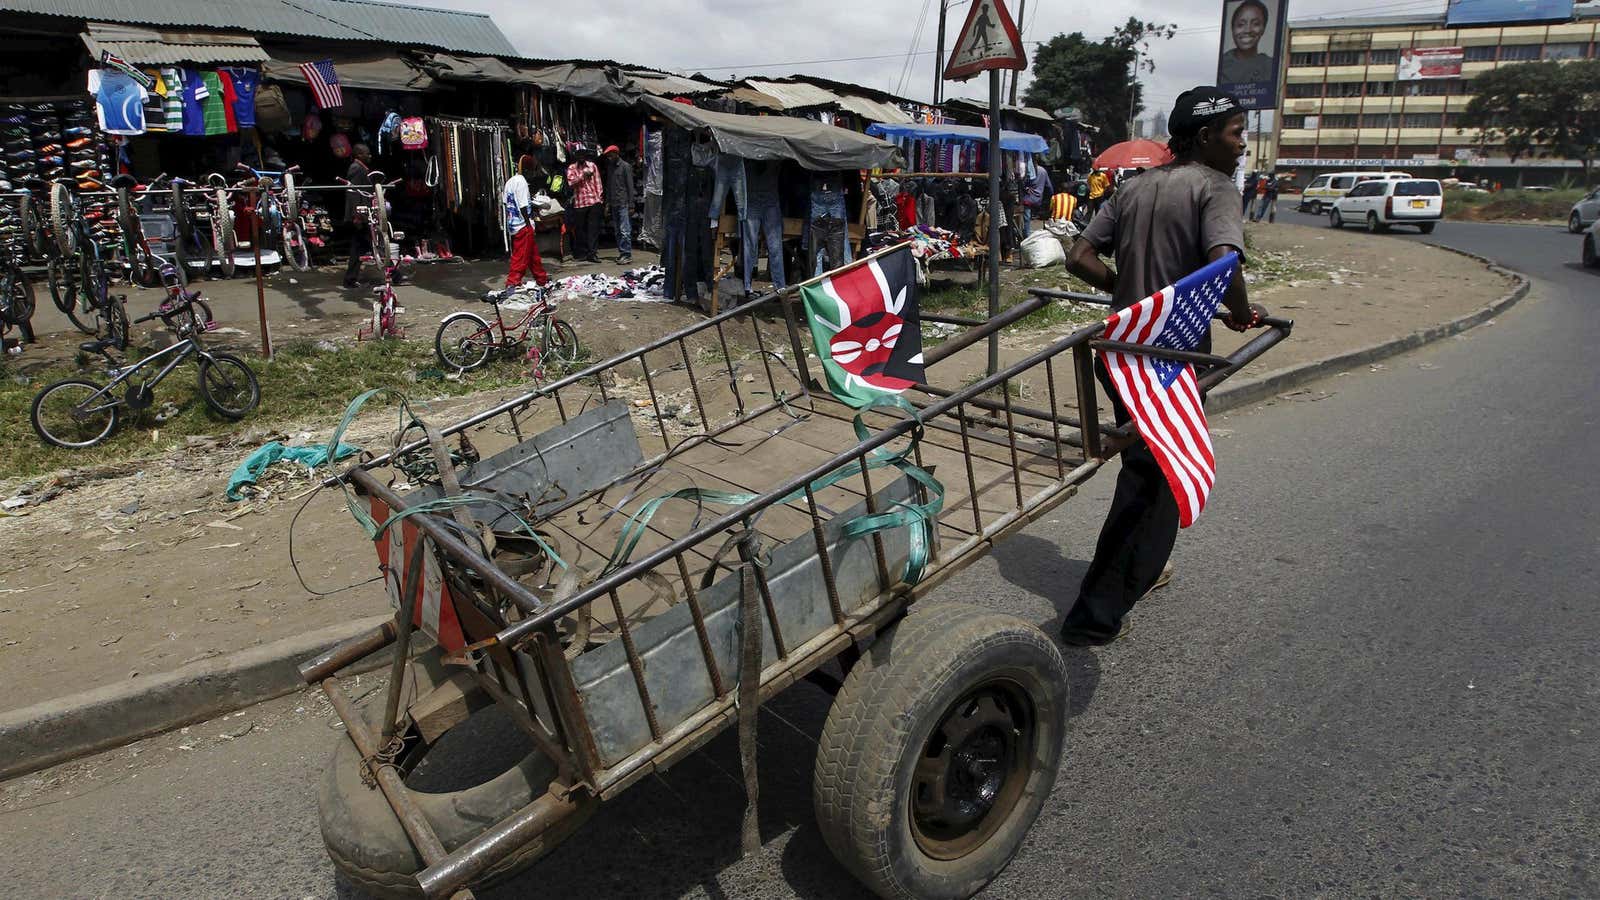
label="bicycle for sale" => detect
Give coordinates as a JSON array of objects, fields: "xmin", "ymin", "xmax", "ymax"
[
  {"xmin": 339, "ymin": 169, "xmax": 405, "ymax": 341},
  {"xmin": 1, "ymin": 237, "xmax": 37, "ymax": 341},
  {"xmin": 434, "ymin": 284, "xmax": 579, "ymax": 374},
  {"xmin": 29, "ymin": 294, "xmax": 259, "ymax": 449},
  {"xmin": 40, "ymin": 177, "xmax": 124, "ymax": 341},
  {"xmin": 235, "ymin": 162, "xmax": 311, "ymax": 272}
]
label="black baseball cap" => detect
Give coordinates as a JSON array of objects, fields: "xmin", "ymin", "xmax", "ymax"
[{"xmin": 1168, "ymin": 87, "xmax": 1243, "ymax": 138}]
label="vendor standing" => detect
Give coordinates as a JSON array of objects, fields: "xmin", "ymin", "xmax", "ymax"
[
  {"xmin": 343, "ymin": 143, "xmax": 373, "ymax": 290},
  {"xmin": 502, "ymin": 154, "xmax": 550, "ymax": 288},
  {"xmin": 1058, "ymin": 86, "xmax": 1268, "ymax": 646},
  {"xmin": 566, "ymin": 149, "xmax": 604, "ymax": 264},
  {"xmin": 602, "ymin": 145, "xmax": 635, "ymax": 265}
]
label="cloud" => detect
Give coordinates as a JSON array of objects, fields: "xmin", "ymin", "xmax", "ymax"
[{"xmin": 423, "ymin": 0, "xmax": 1434, "ymax": 117}]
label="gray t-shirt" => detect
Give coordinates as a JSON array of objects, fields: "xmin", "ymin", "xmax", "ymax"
[{"xmin": 1081, "ymin": 162, "xmax": 1245, "ymax": 311}]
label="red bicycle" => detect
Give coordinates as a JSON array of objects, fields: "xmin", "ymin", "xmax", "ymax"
[
  {"xmin": 434, "ymin": 284, "xmax": 579, "ymax": 375},
  {"xmin": 338, "ymin": 170, "xmax": 405, "ymax": 341}
]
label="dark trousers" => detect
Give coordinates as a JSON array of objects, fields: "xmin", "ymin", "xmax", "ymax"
[
  {"xmin": 1060, "ymin": 359, "xmax": 1183, "ymax": 641},
  {"xmin": 572, "ymin": 204, "xmax": 602, "ymax": 260},
  {"xmin": 344, "ymin": 225, "xmax": 370, "ymax": 286}
]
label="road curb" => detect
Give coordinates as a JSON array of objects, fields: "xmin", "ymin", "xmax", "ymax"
[
  {"xmin": 0, "ymin": 249, "xmax": 1530, "ymax": 783},
  {"xmin": 0, "ymin": 614, "xmax": 392, "ymax": 782},
  {"xmin": 1208, "ymin": 248, "xmax": 1529, "ymax": 413}
]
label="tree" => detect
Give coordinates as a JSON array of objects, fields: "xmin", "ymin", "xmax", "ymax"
[
  {"xmin": 1459, "ymin": 60, "xmax": 1600, "ymax": 186},
  {"xmin": 1023, "ymin": 18, "xmax": 1177, "ymax": 144}
]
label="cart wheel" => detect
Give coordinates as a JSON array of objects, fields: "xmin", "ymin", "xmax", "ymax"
[
  {"xmin": 813, "ymin": 603, "xmax": 1067, "ymax": 900},
  {"xmin": 319, "ymin": 649, "xmax": 595, "ymax": 898}
]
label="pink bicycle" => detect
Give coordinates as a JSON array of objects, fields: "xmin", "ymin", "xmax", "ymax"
[{"xmin": 337, "ymin": 170, "xmax": 405, "ymax": 341}]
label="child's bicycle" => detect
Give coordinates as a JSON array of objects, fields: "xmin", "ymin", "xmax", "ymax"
[
  {"xmin": 338, "ymin": 170, "xmax": 405, "ymax": 341},
  {"xmin": 434, "ymin": 283, "xmax": 579, "ymax": 378}
]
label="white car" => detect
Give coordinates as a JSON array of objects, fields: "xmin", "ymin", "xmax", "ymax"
[
  {"xmin": 1329, "ymin": 178, "xmax": 1443, "ymax": 234},
  {"xmin": 1568, "ymin": 187, "xmax": 1600, "ymax": 233}
]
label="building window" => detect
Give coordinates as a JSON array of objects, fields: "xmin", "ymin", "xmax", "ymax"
[
  {"xmin": 1404, "ymin": 78, "xmax": 1464, "ymax": 96},
  {"xmin": 1285, "ymin": 82, "xmax": 1325, "ymax": 98},
  {"xmin": 1328, "ymin": 50, "xmax": 1364, "ymax": 66},
  {"xmin": 1320, "ymin": 114, "xmax": 1360, "ymax": 128},
  {"xmin": 1368, "ymin": 49, "xmax": 1399, "ymax": 65},
  {"xmin": 1290, "ymin": 51, "xmax": 1326, "ymax": 67},
  {"xmin": 1543, "ymin": 43, "xmax": 1587, "ymax": 60},
  {"xmin": 1403, "ymin": 113, "xmax": 1444, "ymax": 129},
  {"xmin": 1361, "ymin": 113, "xmax": 1397, "ymax": 128},
  {"xmin": 1463, "ymin": 45, "xmax": 1498, "ymax": 62},
  {"xmin": 1365, "ymin": 80, "xmax": 1396, "ymax": 96},
  {"xmin": 1328, "ymin": 80, "xmax": 1365, "ymax": 97},
  {"xmin": 1281, "ymin": 115, "xmax": 1307, "ymax": 129},
  {"xmin": 1499, "ymin": 44, "xmax": 1541, "ymax": 61}
]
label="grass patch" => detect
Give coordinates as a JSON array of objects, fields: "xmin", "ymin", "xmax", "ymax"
[
  {"xmin": 1, "ymin": 337, "xmax": 559, "ymax": 482},
  {"xmin": 1447, "ymin": 187, "xmax": 1586, "ymax": 222},
  {"xmin": 1243, "ymin": 230, "xmax": 1323, "ymax": 285}
]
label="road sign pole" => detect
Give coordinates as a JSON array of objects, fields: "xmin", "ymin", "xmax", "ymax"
[{"xmin": 988, "ymin": 68, "xmax": 1002, "ymax": 376}]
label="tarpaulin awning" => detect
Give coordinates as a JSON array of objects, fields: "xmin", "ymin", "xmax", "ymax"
[
  {"xmin": 414, "ymin": 55, "xmax": 724, "ymax": 106},
  {"xmin": 622, "ymin": 69, "xmax": 726, "ymax": 97},
  {"xmin": 263, "ymin": 51, "xmax": 434, "ymax": 93},
  {"xmin": 865, "ymin": 122, "xmax": 1050, "ymax": 153},
  {"xmin": 640, "ymin": 95, "xmax": 904, "ymax": 171},
  {"xmin": 834, "ymin": 94, "xmax": 914, "ymax": 125},
  {"xmin": 82, "ymin": 23, "xmax": 268, "ymax": 65},
  {"xmin": 723, "ymin": 87, "xmax": 786, "ymax": 111}
]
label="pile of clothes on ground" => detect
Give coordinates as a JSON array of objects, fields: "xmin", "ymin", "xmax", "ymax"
[
  {"xmin": 864, "ymin": 225, "xmax": 982, "ymax": 283},
  {"xmin": 551, "ymin": 265, "xmax": 668, "ymax": 302}
]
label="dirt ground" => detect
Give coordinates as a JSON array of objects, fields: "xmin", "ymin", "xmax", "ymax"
[{"xmin": 0, "ymin": 223, "xmax": 1514, "ymax": 710}]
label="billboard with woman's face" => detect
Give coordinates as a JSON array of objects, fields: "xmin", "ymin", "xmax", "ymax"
[{"xmin": 1217, "ymin": 0, "xmax": 1289, "ymax": 110}]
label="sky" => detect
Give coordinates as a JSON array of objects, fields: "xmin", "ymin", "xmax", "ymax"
[{"xmin": 424, "ymin": 0, "xmax": 1455, "ymax": 117}]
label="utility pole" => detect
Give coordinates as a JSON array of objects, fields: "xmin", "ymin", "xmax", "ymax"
[
  {"xmin": 934, "ymin": 0, "xmax": 948, "ymax": 104},
  {"xmin": 1127, "ymin": 47, "xmax": 1139, "ymax": 140},
  {"xmin": 1007, "ymin": 0, "xmax": 1026, "ymax": 106}
]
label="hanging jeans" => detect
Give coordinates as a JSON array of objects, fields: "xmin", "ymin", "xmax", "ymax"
[
  {"xmin": 505, "ymin": 226, "xmax": 549, "ymax": 287},
  {"xmin": 640, "ymin": 192, "xmax": 664, "ymax": 248},
  {"xmin": 612, "ymin": 206, "xmax": 633, "ymax": 258},
  {"xmin": 808, "ymin": 184, "xmax": 852, "ymax": 277},
  {"xmin": 742, "ymin": 195, "xmax": 785, "ymax": 294},
  {"xmin": 663, "ymin": 216, "xmax": 694, "ymax": 300},
  {"xmin": 709, "ymin": 154, "xmax": 747, "ymax": 226}
]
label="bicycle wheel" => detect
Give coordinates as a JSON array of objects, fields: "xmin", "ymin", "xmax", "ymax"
[
  {"xmin": 31, "ymin": 378, "xmax": 119, "ymax": 448},
  {"xmin": 373, "ymin": 183, "xmax": 393, "ymax": 267},
  {"xmin": 283, "ymin": 172, "xmax": 300, "ymax": 222},
  {"xmin": 540, "ymin": 318, "xmax": 581, "ymax": 368},
  {"xmin": 49, "ymin": 182, "xmax": 76, "ymax": 257},
  {"xmin": 99, "ymin": 292, "xmax": 129, "ymax": 351},
  {"xmin": 212, "ymin": 196, "xmax": 236, "ymax": 278},
  {"xmin": 116, "ymin": 189, "xmax": 147, "ymax": 287},
  {"xmin": 1, "ymin": 265, "xmax": 34, "ymax": 326},
  {"xmin": 161, "ymin": 297, "xmax": 213, "ymax": 337},
  {"xmin": 197, "ymin": 352, "xmax": 260, "ymax": 419},
  {"xmin": 19, "ymin": 196, "xmax": 47, "ymax": 260},
  {"xmin": 284, "ymin": 221, "xmax": 311, "ymax": 271},
  {"xmin": 51, "ymin": 258, "xmax": 96, "ymax": 335},
  {"xmin": 435, "ymin": 313, "xmax": 495, "ymax": 371}
]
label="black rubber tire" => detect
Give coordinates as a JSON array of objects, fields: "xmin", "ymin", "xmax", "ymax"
[
  {"xmin": 283, "ymin": 172, "xmax": 300, "ymax": 222},
  {"xmin": 1570, "ymin": 212, "xmax": 1584, "ymax": 234},
  {"xmin": 541, "ymin": 319, "xmax": 580, "ymax": 368},
  {"xmin": 212, "ymin": 196, "xmax": 237, "ymax": 278},
  {"xmin": 31, "ymin": 378, "xmax": 119, "ymax": 448},
  {"xmin": 50, "ymin": 181, "xmax": 76, "ymax": 257},
  {"xmin": 319, "ymin": 651, "xmax": 596, "ymax": 898},
  {"xmin": 1307, "ymin": 200, "xmax": 1322, "ymax": 216},
  {"xmin": 373, "ymin": 183, "xmax": 393, "ymax": 267},
  {"xmin": 19, "ymin": 196, "xmax": 48, "ymax": 260},
  {"xmin": 435, "ymin": 312, "xmax": 494, "ymax": 371},
  {"xmin": 813, "ymin": 602, "xmax": 1068, "ymax": 900},
  {"xmin": 116, "ymin": 189, "xmax": 147, "ymax": 288},
  {"xmin": 1418, "ymin": 222, "xmax": 1436, "ymax": 235},
  {"xmin": 284, "ymin": 221, "xmax": 311, "ymax": 271},
  {"xmin": 1366, "ymin": 212, "xmax": 1387, "ymax": 234},
  {"xmin": 1329, "ymin": 209, "xmax": 1343, "ymax": 229},
  {"xmin": 1583, "ymin": 236, "xmax": 1598, "ymax": 269},
  {"xmin": 0, "ymin": 266, "xmax": 34, "ymax": 327},
  {"xmin": 196, "ymin": 353, "xmax": 260, "ymax": 419},
  {"xmin": 100, "ymin": 293, "xmax": 129, "ymax": 352}
]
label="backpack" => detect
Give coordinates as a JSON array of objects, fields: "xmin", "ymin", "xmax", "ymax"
[{"xmin": 254, "ymin": 83, "xmax": 292, "ymax": 134}]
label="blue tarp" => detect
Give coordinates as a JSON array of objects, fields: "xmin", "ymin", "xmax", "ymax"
[
  {"xmin": 226, "ymin": 441, "xmax": 361, "ymax": 501},
  {"xmin": 865, "ymin": 122, "xmax": 1050, "ymax": 154}
]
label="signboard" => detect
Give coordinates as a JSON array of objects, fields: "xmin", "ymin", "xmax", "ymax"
[
  {"xmin": 1445, "ymin": 0, "xmax": 1574, "ymax": 26},
  {"xmin": 1277, "ymin": 155, "xmax": 1583, "ymax": 168},
  {"xmin": 1217, "ymin": 0, "xmax": 1290, "ymax": 111},
  {"xmin": 944, "ymin": 0, "xmax": 1027, "ymax": 81},
  {"xmin": 1398, "ymin": 47, "xmax": 1464, "ymax": 80}
]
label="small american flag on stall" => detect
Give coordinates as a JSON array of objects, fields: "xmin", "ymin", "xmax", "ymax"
[
  {"xmin": 1098, "ymin": 252, "xmax": 1238, "ymax": 528},
  {"xmin": 300, "ymin": 59, "xmax": 343, "ymax": 109}
]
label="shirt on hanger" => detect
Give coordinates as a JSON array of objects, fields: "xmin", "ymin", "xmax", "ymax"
[
  {"xmin": 87, "ymin": 69, "xmax": 148, "ymax": 136},
  {"xmin": 200, "ymin": 71, "xmax": 230, "ymax": 135},
  {"xmin": 216, "ymin": 70, "xmax": 239, "ymax": 132},
  {"xmin": 141, "ymin": 68, "xmax": 166, "ymax": 133},
  {"xmin": 222, "ymin": 67, "xmax": 259, "ymax": 128},
  {"xmin": 160, "ymin": 69, "xmax": 185, "ymax": 131},
  {"xmin": 181, "ymin": 68, "xmax": 209, "ymax": 136}
]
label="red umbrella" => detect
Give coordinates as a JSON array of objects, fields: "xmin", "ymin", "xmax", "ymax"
[{"xmin": 1093, "ymin": 139, "xmax": 1174, "ymax": 170}]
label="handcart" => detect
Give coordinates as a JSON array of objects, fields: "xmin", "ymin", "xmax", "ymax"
[{"xmin": 301, "ymin": 272, "xmax": 1292, "ymax": 900}]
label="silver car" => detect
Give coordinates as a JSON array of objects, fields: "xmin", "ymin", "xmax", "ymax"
[{"xmin": 1569, "ymin": 188, "xmax": 1600, "ymax": 233}]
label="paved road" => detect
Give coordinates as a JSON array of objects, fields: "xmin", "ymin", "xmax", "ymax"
[{"xmin": 4, "ymin": 216, "xmax": 1598, "ymax": 898}]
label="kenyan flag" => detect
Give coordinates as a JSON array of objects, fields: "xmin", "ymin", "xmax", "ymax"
[{"xmin": 801, "ymin": 246, "xmax": 926, "ymax": 408}]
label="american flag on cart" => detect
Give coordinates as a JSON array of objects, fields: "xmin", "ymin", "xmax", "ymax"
[
  {"xmin": 1098, "ymin": 251, "xmax": 1238, "ymax": 528},
  {"xmin": 300, "ymin": 59, "xmax": 343, "ymax": 109}
]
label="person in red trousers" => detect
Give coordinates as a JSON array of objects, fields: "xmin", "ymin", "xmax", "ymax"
[{"xmin": 503, "ymin": 154, "xmax": 550, "ymax": 288}]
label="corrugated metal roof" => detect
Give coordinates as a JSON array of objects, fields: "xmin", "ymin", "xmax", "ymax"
[
  {"xmin": 622, "ymin": 70, "xmax": 725, "ymax": 97},
  {"xmin": 82, "ymin": 23, "xmax": 267, "ymax": 65},
  {"xmin": 745, "ymin": 79, "xmax": 842, "ymax": 110},
  {"xmin": 834, "ymin": 94, "xmax": 913, "ymax": 125},
  {"xmin": 0, "ymin": 0, "xmax": 517, "ymax": 56}
]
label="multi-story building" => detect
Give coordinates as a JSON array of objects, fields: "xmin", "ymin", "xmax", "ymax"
[{"xmin": 1274, "ymin": 4, "xmax": 1600, "ymax": 184}]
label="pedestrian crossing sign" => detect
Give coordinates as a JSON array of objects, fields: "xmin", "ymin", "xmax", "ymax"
[{"xmin": 944, "ymin": 0, "xmax": 1028, "ymax": 81}]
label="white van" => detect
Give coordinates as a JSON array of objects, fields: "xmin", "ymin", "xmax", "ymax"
[{"xmin": 1297, "ymin": 171, "xmax": 1413, "ymax": 215}]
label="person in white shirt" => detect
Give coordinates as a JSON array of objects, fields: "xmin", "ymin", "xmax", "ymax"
[{"xmin": 504, "ymin": 154, "xmax": 550, "ymax": 288}]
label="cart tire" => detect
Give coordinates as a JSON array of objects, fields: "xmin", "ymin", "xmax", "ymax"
[
  {"xmin": 813, "ymin": 603, "xmax": 1067, "ymax": 900},
  {"xmin": 319, "ymin": 651, "xmax": 595, "ymax": 898}
]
